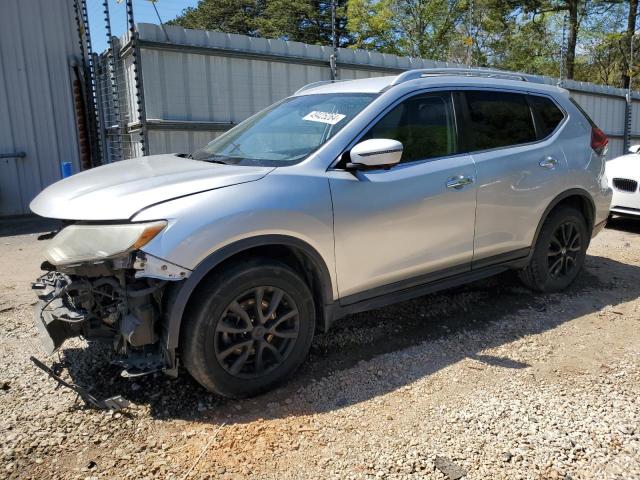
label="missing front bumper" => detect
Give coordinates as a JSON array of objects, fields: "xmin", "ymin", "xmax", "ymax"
[
  {"xmin": 33, "ymin": 300, "xmax": 82, "ymax": 355},
  {"xmin": 31, "ymin": 269, "xmax": 175, "ymax": 377}
]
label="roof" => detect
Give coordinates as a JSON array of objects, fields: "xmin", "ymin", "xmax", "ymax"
[
  {"xmin": 294, "ymin": 76, "xmax": 397, "ymax": 95},
  {"xmin": 294, "ymin": 70, "xmax": 568, "ymax": 97}
]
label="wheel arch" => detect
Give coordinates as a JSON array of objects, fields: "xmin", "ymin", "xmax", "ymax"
[
  {"xmin": 162, "ymin": 235, "xmax": 335, "ymax": 362},
  {"xmin": 531, "ymin": 188, "xmax": 596, "ymax": 255}
]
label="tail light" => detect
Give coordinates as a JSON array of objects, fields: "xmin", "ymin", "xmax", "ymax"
[{"xmin": 591, "ymin": 127, "xmax": 608, "ymax": 155}]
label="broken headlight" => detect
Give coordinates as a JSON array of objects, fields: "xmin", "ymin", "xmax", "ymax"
[{"xmin": 45, "ymin": 221, "xmax": 167, "ymax": 266}]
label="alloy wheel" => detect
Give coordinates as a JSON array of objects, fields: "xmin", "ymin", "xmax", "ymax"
[
  {"xmin": 213, "ymin": 287, "xmax": 300, "ymax": 379},
  {"xmin": 547, "ymin": 221, "xmax": 582, "ymax": 279}
]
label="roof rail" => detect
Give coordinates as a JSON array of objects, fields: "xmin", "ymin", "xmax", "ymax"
[
  {"xmin": 295, "ymin": 79, "xmax": 347, "ymax": 94},
  {"xmin": 388, "ymin": 68, "xmax": 544, "ymax": 87}
]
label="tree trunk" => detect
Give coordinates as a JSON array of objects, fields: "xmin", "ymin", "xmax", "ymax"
[
  {"xmin": 565, "ymin": 0, "xmax": 579, "ymax": 80},
  {"xmin": 623, "ymin": 0, "xmax": 639, "ymax": 89}
]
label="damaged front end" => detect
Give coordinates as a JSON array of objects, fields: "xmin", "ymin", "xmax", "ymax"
[{"xmin": 31, "ymin": 222, "xmax": 190, "ymax": 377}]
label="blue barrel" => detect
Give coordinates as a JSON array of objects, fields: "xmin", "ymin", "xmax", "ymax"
[{"xmin": 60, "ymin": 162, "xmax": 73, "ymax": 178}]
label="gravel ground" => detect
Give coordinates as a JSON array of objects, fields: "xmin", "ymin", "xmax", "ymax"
[{"xmin": 1, "ymin": 216, "xmax": 639, "ymax": 479}]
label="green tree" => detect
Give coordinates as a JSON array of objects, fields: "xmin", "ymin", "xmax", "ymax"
[
  {"xmin": 622, "ymin": 0, "xmax": 639, "ymax": 88},
  {"xmin": 346, "ymin": 0, "xmax": 397, "ymax": 52},
  {"xmin": 346, "ymin": 0, "xmax": 466, "ymax": 59},
  {"xmin": 169, "ymin": 0, "xmax": 634, "ymax": 88},
  {"xmin": 169, "ymin": 0, "xmax": 263, "ymax": 36},
  {"xmin": 171, "ymin": 0, "xmax": 352, "ymax": 46},
  {"xmin": 258, "ymin": 0, "xmax": 352, "ymax": 46},
  {"xmin": 573, "ymin": 3, "xmax": 627, "ymax": 85},
  {"xmin": 454, "ymin": 0, "xmax": 559, "ymax": 73}
]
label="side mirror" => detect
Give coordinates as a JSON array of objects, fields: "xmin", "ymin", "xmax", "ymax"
[
  {"xmin": 629, "ymin": 145, "xmax": 640, "ymax": 154},
  {"xmin": 348, "ymin": 139, "xmax": 403, "ymax": 170}
]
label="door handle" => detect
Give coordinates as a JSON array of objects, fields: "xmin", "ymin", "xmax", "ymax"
[
  {"xmin": 539, "ymin": 156, "xmax": 558, "ymax": 169},
  {"xmin": 446, "ymin": 175, "xmax": 474, "ymax": 190}
]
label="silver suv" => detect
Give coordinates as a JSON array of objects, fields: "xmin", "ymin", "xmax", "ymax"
[{"xmin": 31, "ymin": 69, "xmax": 612, "ymax": 398}]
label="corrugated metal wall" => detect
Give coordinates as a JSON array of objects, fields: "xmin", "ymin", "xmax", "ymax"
[
  {"xmin": 0, "ymin": 0, "xmax": 82, "ymax": 216},
  {"xmin": 112, "ymin": 23, "xmax": 640, "ymax": 159}
]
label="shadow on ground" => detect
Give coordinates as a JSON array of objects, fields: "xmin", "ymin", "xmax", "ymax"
[
  {"xmin": 606, "ymin": 215, "xmax": 640, "ymax": 234},
  {"xmin": 55, "ymin": 251, "xmax": 640, "ymax": 426}
]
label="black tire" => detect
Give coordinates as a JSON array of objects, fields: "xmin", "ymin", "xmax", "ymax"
[
  {"xmin": 518, "ymin": 206, "xmax": 589, "ymax": 292},
  {"xmin": 180, "ymin": 258, "xmax": 315, "ymax": 398}
]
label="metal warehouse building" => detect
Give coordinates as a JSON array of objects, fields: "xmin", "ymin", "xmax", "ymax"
[
  {"xmin": 0, "ymin": 0, "xmax": 86, "ymax": 217},
  {"xmin": 1, "ymin": 0, "xmax": 639, "ymax": 217}
]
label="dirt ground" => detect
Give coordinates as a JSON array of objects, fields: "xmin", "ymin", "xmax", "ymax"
[{"xmin": 0, "ymin": 217, "xmax": 639, "ymax": 479}]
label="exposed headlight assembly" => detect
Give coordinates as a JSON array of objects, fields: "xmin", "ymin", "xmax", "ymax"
[{"xmin": 45, "ymin": 221, "xmax": 167, "ymax": 266}]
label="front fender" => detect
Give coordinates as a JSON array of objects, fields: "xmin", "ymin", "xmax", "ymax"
[
  {"xmin": 161, "ymin": 234, "xmax": 335, "ymax": 354},
  {"xmin": 131, "ymin": 173, "xmax": 337, "ymax": 358},
  {"xmin": 133, "ymin": 174, "xmax": 335, "ymax": 283}
]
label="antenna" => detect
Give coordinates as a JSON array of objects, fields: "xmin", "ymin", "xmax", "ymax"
[{"xmin": 147, "ymin": 0, "xmax": 170, "ymax": 42}]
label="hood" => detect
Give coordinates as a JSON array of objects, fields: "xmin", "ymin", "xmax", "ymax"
[
  {"xmin": 30, "ymin": 154, "xmax": 274, "ymax": 221},
  {"xmin": 606, "ymin": 154, "xmax": 640, "ymax": 180}
]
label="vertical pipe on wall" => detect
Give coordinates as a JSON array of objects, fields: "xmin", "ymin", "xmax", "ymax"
[
  {"xmin": 330, "ymin": 0, "xmax": 338, "ymax": 81},
  {"xmin": 80, "ymin": 0, "xmax": 102, "ymax": 166},
  {"xmin": 126, "ymin": 0, "xmax": 149, "ymax": 155},
  {"xmin": 624, "ymin": 36, "xmax": 636, "ymax": 153},
  {"xmin": 624, "ymin": 100, "xmax": 632, "ymax": 152},
  {"xmin": 103, "ymin": 0, "xmax": 123, "ymax": 162},
  {"xmin": 73, "ymin": 0, "xmax": 102, "ymax": 168},
  {"xmin": 558, "ymin": 13, "xmax": 568, "ymax": 87}
]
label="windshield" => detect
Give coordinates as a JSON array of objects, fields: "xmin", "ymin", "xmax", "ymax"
[{"xmin": 190, "ymin": 93, "xmax": 377, "ymax": 166}]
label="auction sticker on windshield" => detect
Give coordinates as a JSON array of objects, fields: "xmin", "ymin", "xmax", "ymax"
[{"xmin": 303, "ymin": 111, "xmax": 346, "ymax": 125}]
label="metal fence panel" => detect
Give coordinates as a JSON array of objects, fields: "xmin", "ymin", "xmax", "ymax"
[
  {"xmin": 147, "ymin": 129, "xmax": 223, "ymax": 156},
  {"xmin": 121, "ymin": 23, "xmax": 640, "ymax": 161}
]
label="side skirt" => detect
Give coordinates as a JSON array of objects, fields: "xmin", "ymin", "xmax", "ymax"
[{"xmin": 328, "ymin": 249, "xmax": 530, "ymax": 325}]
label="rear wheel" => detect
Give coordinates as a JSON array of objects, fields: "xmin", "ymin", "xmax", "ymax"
[
  {"xmin": 519, "ymin": 206, "xmax": 588, "ymax": 292},
  {"xmin": 181, "ymin": 258, "xmax": 315, "ymax": 398}
]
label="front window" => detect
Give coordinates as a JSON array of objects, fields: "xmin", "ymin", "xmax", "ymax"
[
  {"xmin": 362, "ymin": 92, "xmax": 458, "ymax": 163},
  {"xmin": 191, "ymin": 93, "xmax": 377, "ymax": 166}
]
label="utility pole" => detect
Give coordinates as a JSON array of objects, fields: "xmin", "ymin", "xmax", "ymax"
[
  {"xmin": 558, "ymin": 13, "xmax": 568, "ymax": 87},
  {"xmin": 624, "ymin": 34, "xmax": 637, "ymax": 152},
  {"xmin": 465, "ymin": 0, "xmax": 474, "ymax": 67},
  {"xmin": 330, "ymin": 0, "xmax": 338, "ymax": 81},
  {"xmin": 125, "ymin": 0, "xmax": 149, "ymax": 156}
]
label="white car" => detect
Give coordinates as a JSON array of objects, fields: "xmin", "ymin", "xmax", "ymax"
[{"xmin": 607, "ymin": 145, "xmax": 640, "ymax": 218}]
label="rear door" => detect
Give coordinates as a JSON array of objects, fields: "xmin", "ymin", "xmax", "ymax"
[{"xmin": 461, "ymin": 90, "xmax": 567, "ymax": 266}]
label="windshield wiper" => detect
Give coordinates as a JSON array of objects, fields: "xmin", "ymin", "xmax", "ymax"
[{"xmin": 192, "ymin": 154, "xmax": 242, "ymax": 165}]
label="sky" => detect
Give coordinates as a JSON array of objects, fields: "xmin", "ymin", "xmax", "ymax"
[{"xmin": 87, "ymin": 0, "xmax": 199, "ymax": 53}]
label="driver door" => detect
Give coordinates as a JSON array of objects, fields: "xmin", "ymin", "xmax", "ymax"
[{"xmin": 328, "ymin": 91, "xmax": 477, "ymax": 302}]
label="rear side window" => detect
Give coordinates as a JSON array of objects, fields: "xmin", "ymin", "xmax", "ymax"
[
  {"xmin": 464, "ymin": 91, "xmax": 537, "ymax": 151},
  {"xmin": 363, "ymin": 92, "xmax": 457, "ymax": 163},
  {"xmin": 529, "ymin": 95, "xmax": 565, "ymax": 138}
]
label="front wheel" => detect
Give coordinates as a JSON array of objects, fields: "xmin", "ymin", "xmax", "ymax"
[
  {"xmin": 519, "ymin": 206, "xmax": 588, "ymax": 292},
  {"xmin": 180, "ymin": 258, "xmax": 316, "ymax": 398}
]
